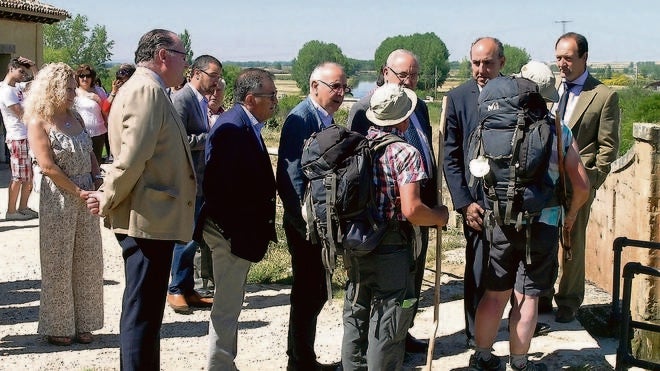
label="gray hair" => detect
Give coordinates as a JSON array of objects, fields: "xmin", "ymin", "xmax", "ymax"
[
  {"xmin": 234, "ymin": 68, "xmax": 274, "ymax": 104},
  {"xmin": 386, "ymin": 49, "xmax": 419, "ymax": 67},
  {"xmin": 134, "ymin": 29, "xmax": 179, "ymax": 64},
  {"xmin": 309, "ymin": 62, "xmax": 344, "ymax": 86}
]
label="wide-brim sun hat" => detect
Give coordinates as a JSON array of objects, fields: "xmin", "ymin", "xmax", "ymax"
[
  {"xmin": 366, "ymin": 83, "xmax": 418, "ymax": 127},
  {"xmin": 515, "ymin": 60, "xmax": 559, "ymax": 103}
]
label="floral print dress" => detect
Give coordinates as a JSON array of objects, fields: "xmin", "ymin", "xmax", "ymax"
[{"xmin": 37, "ymin": 128, "xmax": 103, "ymax": 337}]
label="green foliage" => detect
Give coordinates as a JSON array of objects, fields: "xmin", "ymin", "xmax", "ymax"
[
  {"xmin": 264, "ymin": 94, "xmax": 304, "ymax": 130},
  {"xmin": 220, "ymin": 64, "xmax": 242, "ymax": 105},
  {"xmin": 43, "ymin": 14, "xmax": 114, "ymax": 70},
  {"xmin": 617, "ymin": 87, "xmax": 660, "ymax": 154},
  {"xmin": 457, "ymin": 58, "xmax": 471, "ymax": 79},
  {"xmin": 501, "ymin": 44, "xmax": 530, "ymax": 75},
  {"xmin": 374, "ymin": 32, "xmax": 450, "ymax": 93},
  {"xmin": 291, "ymin": 41, "xmax": 348, "ymax": 95},
  {"xmin": 637, "ymin": 61, "xmax": 660, "ymax": 80},
  {"xmin": 179, "ymin": 29, "xmax": 194, "ymax": 65}
]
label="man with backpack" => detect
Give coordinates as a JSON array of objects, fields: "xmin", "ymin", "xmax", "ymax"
[
  {"xmin": 276, "ymin": 62, "xmax": 349, "ymax": 371},
  {"xmin": 340, "ymin": 83, "xmax": 448, "ymax": 370},
  {"xmin": 466, "ymin": 75, "xmax": 590, "ymax": 371},
  {"xmin": 347, "ymin": 49, "xmax": 436, "ymax": 353},
  {"xmin": 444, "ymin": 37, "xmax": 505, "ymax": 348}
]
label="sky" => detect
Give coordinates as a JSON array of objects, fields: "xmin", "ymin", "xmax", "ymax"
[{"xmin": 44, "ymin": 0, "xmax": 659, "ymax": 64}]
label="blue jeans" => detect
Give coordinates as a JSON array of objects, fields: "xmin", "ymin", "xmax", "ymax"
[{"xmin": 168, "ymin": 196, "xmax": 203, "ymax": 296}]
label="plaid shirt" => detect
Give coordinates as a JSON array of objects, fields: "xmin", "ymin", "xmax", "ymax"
[{"xmin": 367, "ymin": 126, "xmax": 427, "ymax": 221}]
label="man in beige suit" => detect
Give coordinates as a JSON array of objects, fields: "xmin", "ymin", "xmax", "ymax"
[
  {"xmin": 84, "ymin": 29, "xmax": 196, "ymax": 370},
  {"xmin": 549, "ymin": 32, "xmax": 620, "ymax": 324}
]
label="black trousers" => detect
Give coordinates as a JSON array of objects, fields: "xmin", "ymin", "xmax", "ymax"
[
  {"xmin": 116, "ymin": 234, "xmax": 174, "ymax": 371},
  {"xmin": 463, "ymin": 223, "xmax": 488, "ymax": 342},
  {"xmin": 283, "ymin": 221, "xmax": 327, "ymax": 369}
]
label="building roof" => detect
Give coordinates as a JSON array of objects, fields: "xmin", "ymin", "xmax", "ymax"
[{"xmin": 0, "ymin": 0, "xmax": 69, "ymax": 24}]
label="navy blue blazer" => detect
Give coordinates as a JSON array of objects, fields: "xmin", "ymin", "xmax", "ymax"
[
  {"xmin": 276, "ymin": 97, "xmax": 326, "ymax": 236},
  {"xmin": 199, "ymin": 103, "xmax": 276, "ymax": 262},
  {"xmin": 443, "ymin": 78, "xmax": 484, "ymax": 211},
  {"xmin": 347, "ymin": 94, "xmax": 438, "ymax": 207}
]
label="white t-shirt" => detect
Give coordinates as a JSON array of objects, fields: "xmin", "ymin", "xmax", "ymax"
[
  {"xmin": 74, "ymin": 94, "xmax": 107, "ymax": 137},
  {"xmin": 0, "ymin": 83, "xmax": 27, "ymax": 141}
]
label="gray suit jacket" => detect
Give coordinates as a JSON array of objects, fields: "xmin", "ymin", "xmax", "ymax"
[
  {"xmin": 171, "ymin": 83, "xmax": 209, "ymax": 194},
  {"xmin": 567, "ymin": 74, "xmax": 619, "ymax": 189}
]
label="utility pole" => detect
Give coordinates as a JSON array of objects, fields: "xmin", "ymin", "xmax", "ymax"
[{"xmin": 555, "ymin": 20, "xmax": 573, "ymax": 34}]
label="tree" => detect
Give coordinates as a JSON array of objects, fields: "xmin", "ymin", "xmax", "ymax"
[
  {"xmin": 220, "ymin": 64, "xmax": 242, "ymax": 105},
  {"xmin": 373, "ymin": 32, "xmax": 450, "ymax": 93},
  {"xmin": 179, "ymin": 29, "xmax": 194, "ymax": 66},
  {"xmin": 291, "ymin": 41, "xmax": 348, "ymax": 95},
  {"xmin": 502, "ymin": 44, "xmax": 530, "ymax": 75},
  {"xmin": 43, "ymin": 14, "xmax": 114, "ymax": 71}
]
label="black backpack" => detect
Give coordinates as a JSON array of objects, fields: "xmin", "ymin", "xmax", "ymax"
[
  {"xmin": 300, "ymin": 124, "xmax": 403, "ymax": 299},
  {"xmin": 467, "ymin": 76, "xmax": 555, "ymax": 233}
]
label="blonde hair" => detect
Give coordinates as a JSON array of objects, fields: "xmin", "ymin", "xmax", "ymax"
[{"xmin": 23, "ymin": 62, "xmax": 75, "ymax": 123}]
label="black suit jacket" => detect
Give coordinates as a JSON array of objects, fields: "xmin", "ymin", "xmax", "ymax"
[
  {"xmin": 443, "ymin": 79, "xmax": 483, "ymax": 211},
  {"xmin": 199, "ymin": 103, "xmax": 277, "ymax": 262},
  {"xmin": 347, "ymin": 94, "xmax": 438, "ymax": 207}
]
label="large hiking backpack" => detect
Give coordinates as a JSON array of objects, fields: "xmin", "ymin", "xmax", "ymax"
[
  {"xmin": 467, "ymin": 76, "xmax": 555, "ymax": 231},
  {"xmin": 300, "ymin": 124, "xmax": 403, "ymax": 299}
]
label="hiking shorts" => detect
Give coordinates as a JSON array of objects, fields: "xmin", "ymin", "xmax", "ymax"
[
  {"xmin": 8, "ymin": 139, "xmax": 33, "ymax": 182},
  {"xmin": 484, "ymin": 222, "xmax": 558, "ymax": 297}
]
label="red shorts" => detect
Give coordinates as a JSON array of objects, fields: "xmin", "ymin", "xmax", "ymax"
[{"xmin": 8, "ymin": 139, "xmax": 33, "ymax": 182}]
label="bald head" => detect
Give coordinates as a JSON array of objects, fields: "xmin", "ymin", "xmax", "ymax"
[
  {"xmin": 470, "ymin": 37, "xmax": 505, "ymax": 87},
  {"xmin": 309, "ymin": 62, "xmax": 347, "ymax": 115},
  {"xmin": 383, "ymin": 49, "xmax": 420, "ymax": 89}
]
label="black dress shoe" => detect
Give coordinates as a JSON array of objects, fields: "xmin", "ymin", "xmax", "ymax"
[
  {"xmin": 555, "ymin": 306, "xmax": 577, "ymax": 323},
  {"xmin": 405, "ymin": 332, "xmax": 429, "ymax": 353},
  {"xmin": 534, "ymin": 322, "xmax": 551, "ymax": 336},
  {"xmin": 538, "ymin": 297, "xmax": 553, "ymax": 314}
]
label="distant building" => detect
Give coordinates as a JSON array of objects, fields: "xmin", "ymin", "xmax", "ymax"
[{"xmin": 0, "ymin": 0, "xmax": 69, "ymax": 76}]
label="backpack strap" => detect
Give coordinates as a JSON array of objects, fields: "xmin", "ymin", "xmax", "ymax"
[
  {"xmin": 322, "ymin": 173, "xmax": 338, "ymax": 301},
  {"xmin": 504, "ymin": 112, "xmax": 527, "ymax": 224}
]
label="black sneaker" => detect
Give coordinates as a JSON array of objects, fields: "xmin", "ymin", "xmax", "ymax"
[
  {"xmin": 468, "ymin": 353, "xmax": 502, "ymax": 371},
  {"xmin": 507, "ymin": 360, "xmax": 547, "ymax": 371}
]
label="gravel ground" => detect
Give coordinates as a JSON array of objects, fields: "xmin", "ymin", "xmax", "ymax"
[{"xmin": 0, "ymin": 163, "xmax": 626, "ymax": 370}]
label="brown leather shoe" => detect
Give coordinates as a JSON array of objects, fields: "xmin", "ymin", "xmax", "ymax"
[
  {"xmin": 167, "ymin": 293, "xmax": 191, "ymax": 314},
  {"xmin": 186, "ymin": 291, "xmax": 213, "ymax": 308}
]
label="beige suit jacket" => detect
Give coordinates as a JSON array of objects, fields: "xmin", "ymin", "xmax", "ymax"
[
  {"xmin": 99, "ymin": 67, "xmax": 197, "ymax": 241},
  {"xmin": 567, "ymin": 74, "xmax": 620, "ymax": 189}
]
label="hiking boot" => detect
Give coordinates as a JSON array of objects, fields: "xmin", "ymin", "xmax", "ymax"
[
  {"xmin": 18, "ymin": 208, "xmax": 39, "ymax": 219},
  {"xmin": 506, "ymin": 360, "xmax": 548, "ymax": 371},
  {"xmin": 468, "ymin": 353, "xmax": 502, "ymax": 370},
  {"xmin": 5, "ymin": 212, "xmax": 31, "ymax": 221}
]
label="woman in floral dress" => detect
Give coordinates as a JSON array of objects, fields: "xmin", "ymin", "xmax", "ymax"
[{"xmin": 24, "ymin": 63, "xmax": 104, "ymax": 346}]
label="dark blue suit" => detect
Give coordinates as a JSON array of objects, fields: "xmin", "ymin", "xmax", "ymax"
[
  {"xmin": 200, "ymin": 103, "xmax": 276, "ymax": 262},
  {"xmin": 276, "ymin": 97, "xmax": 329, "ymax": 369},
  {"xmin": 443, "ymin": 78, "xmax": 489, "ymax": 343},
  {"xmin": 347, "ymin": 93, "xmax": 437, "ymax": 326}
]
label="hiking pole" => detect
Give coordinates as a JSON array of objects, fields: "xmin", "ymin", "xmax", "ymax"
[{"xmin": 425, "ymin": 96, "xmax": 447, "ymax": 371}]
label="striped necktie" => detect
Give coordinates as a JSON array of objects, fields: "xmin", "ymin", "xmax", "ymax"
[{"xmin": 405, "ymin": 124, "xmax": 428, "ymax": 175}]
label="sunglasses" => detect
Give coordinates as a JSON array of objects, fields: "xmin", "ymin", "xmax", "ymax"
[{"xmin": 78, "ymin": 74, "xmax": 93, "ymax": 79}]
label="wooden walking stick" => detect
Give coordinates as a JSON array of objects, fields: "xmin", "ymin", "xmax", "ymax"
[{"xmin": 425, "ymin": 96, "xmax": 447, "ymax": 370}]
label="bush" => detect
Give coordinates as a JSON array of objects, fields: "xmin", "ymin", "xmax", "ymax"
[{"xmin": 618, "ymin": 87, "xmax": 660, "ymax": 154}]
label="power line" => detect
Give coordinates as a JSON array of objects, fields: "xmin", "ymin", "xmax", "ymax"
[{"xmin": 555, "ymin": 20, "xmax": 573, "ymax": 34}]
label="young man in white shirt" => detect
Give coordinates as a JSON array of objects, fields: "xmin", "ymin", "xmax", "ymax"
[{"xmin": 0, "ymin": 57, "xmax": 38, "ymax": 220}]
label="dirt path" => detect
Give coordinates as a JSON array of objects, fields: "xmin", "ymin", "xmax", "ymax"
[{"xmin": 0, "ymin": 164, "xmax": 624, "ymax": 370}]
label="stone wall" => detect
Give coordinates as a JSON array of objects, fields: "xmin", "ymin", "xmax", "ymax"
[{"xmin": 587, "ymin": 123, "xmax": 659, "ymax": 362}]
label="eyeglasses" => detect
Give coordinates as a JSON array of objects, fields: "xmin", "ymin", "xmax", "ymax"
[
  {"xmin": 252, "ymin": 91, "xmax": 278, "ymax": 101},
  {"xmin": 78, "ymin": 74, "xmax": 92, "ymax": 79},
  {"xmin": 316, "ymin": 80, "xmax": 351, "ymax": 95},
  {"xmin": 198, "ymin": 69, "xmax": 222, "ymax": 80},
  {"xmin": 386, "ymin": 66, "xmax": 419, "ymax": 83},
  {"xmin": 166, "ymin": 48, "xmax": 187, "ymax": 59}
]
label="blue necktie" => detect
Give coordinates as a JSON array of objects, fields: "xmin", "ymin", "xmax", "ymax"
[
  {"xmin": 557, "ymin": 81, "xmax": 575, "ymax": 120},
  {"xmin": 405, "ymin": 124, "xmax": 428, "ymax": 174}
]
